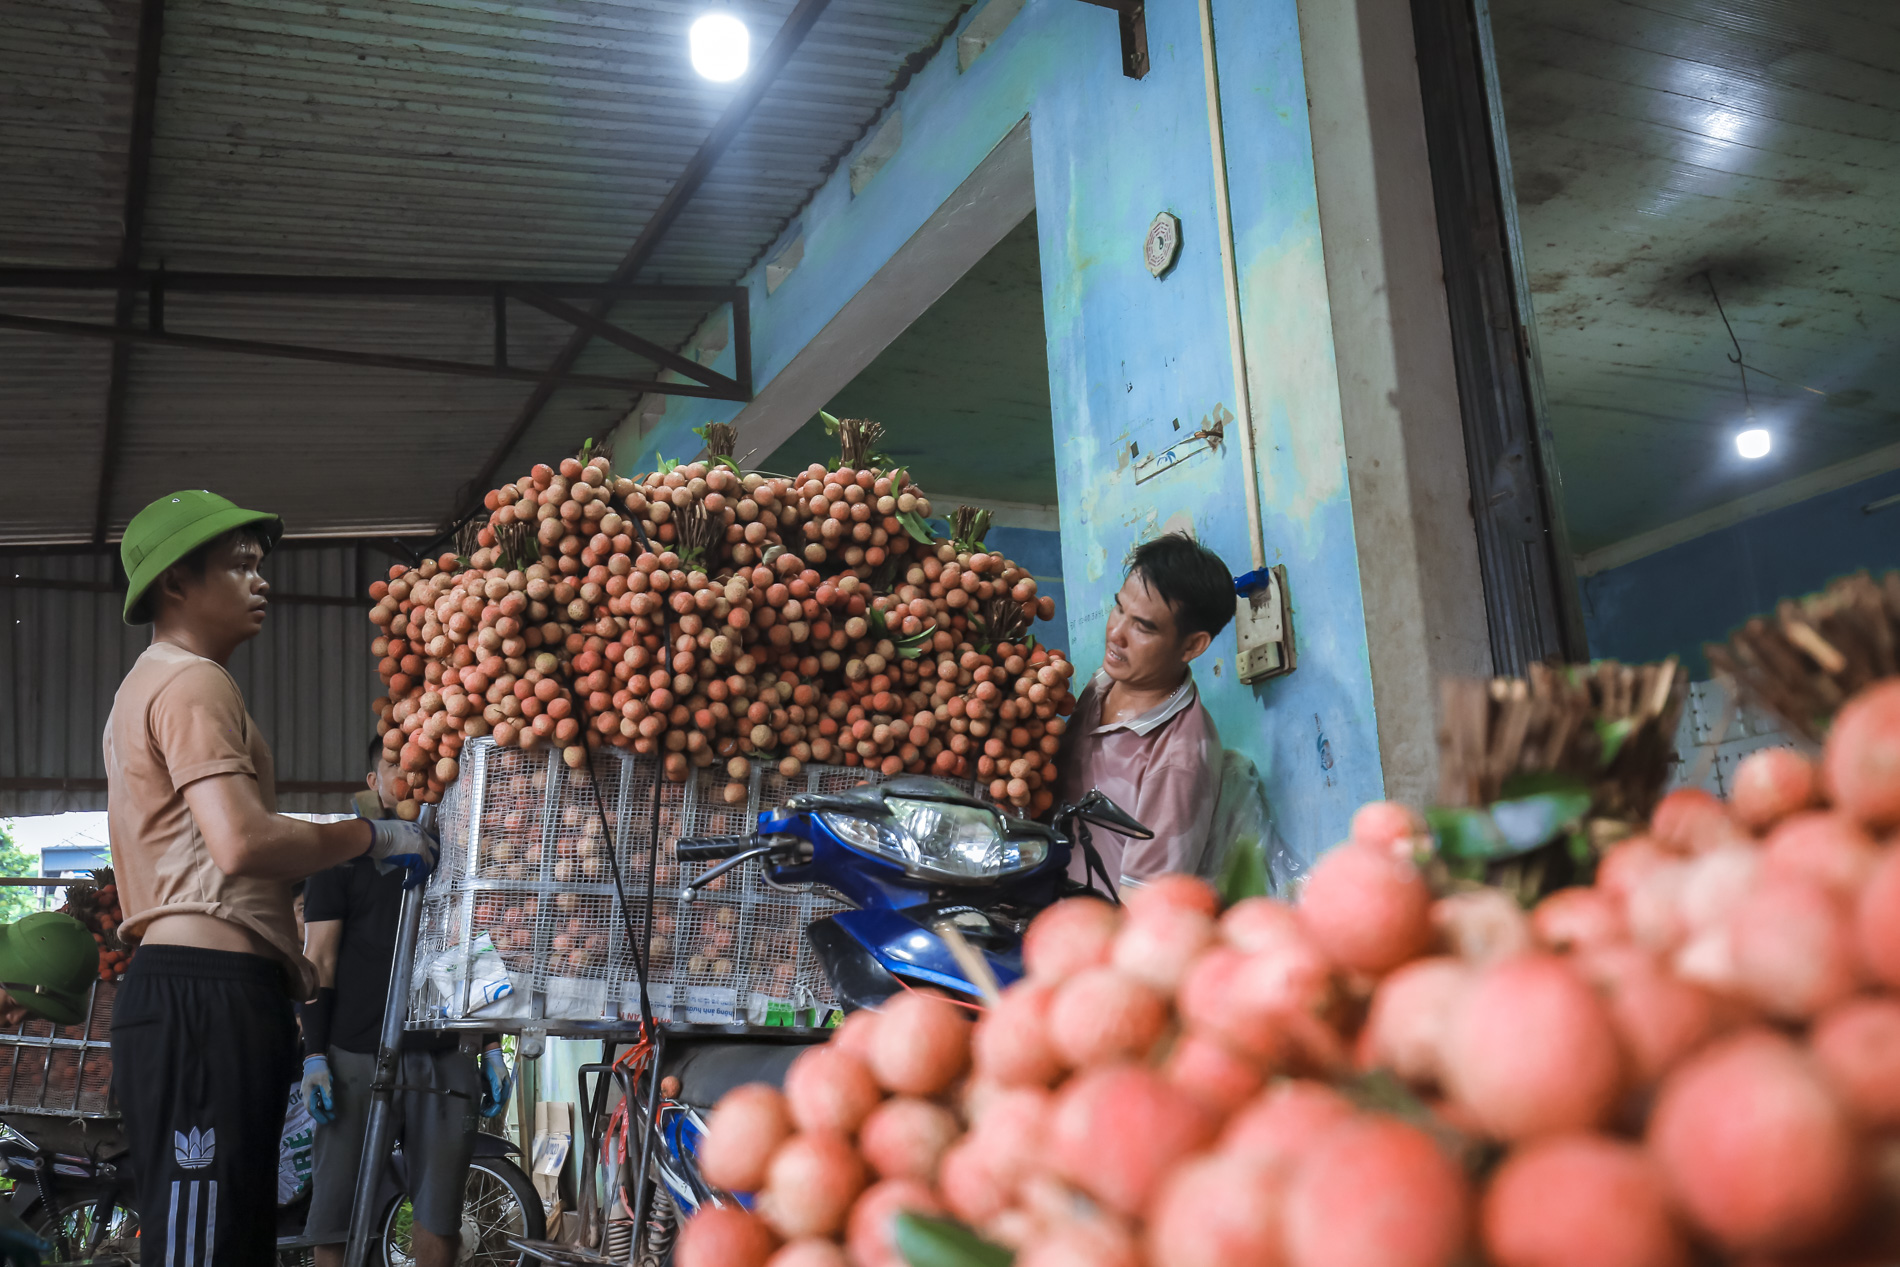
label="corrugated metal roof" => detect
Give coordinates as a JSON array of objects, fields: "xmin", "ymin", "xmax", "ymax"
[
  {"xmin": 1, "ymin": 542, "xmax": 382, "ymax": 814},
  {"xmin": 0, "ymin": 292, "xmax": 115, "ymax": 543},
  {"xmin": 0, "ymin": 0, "xmax": 970, "ymax": 543},
  {"xmin": 0, "ymin": 0, "xmax": 141, "ymax": 269}
]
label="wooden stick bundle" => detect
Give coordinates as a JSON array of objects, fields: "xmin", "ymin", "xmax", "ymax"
[
  {"xmin": 1436, "ymin": 658, "xmax": 1687, "ymax": 826},
  {"xmin": 1706, "ymin": 571, "xmax": 1900, "ymax": 743}
]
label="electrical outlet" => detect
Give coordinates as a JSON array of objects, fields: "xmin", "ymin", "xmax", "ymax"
[{"xmin": 1233, "ymin": 565, "xmax": 1294, "ymax": 683}]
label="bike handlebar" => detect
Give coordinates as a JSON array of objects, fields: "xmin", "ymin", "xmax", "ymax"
[{"xmin": 676, "ymin": 835, "xmax": 756, "ymax": 862}]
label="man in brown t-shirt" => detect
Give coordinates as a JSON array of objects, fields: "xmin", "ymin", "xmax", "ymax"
[{"xmin": 105, "ymin": 490, "xmax": 440, "ymax": 1267}]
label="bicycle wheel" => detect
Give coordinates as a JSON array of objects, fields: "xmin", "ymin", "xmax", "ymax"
[
  {"xmin": 31, "ymin": 1192, "xmax": 139, "ymax": 1265},
  {"xmin": 379, "ymin": 1156, "xmax": 544, "ymax": 1267}
]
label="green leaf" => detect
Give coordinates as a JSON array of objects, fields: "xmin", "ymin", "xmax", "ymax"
[
  {"xmin": 894, "ymin": 624, "xmax": 936, "ymax": 659},
  {"xmin": 1498, "ymin": 770, "xmax": 1591, "ymax": 801},
  {"xmin": 894, "ymin": 1213, "xmax": 1012, "ymax": 1267},
  {"xmin": 1595, "ymin": 716, "xmax": 1636, "ymax": 766},
  {"xmin": 1022, "ymin": 633, "xmax": 1038, "ymax": 650},
  {"xmin": 896, "ymin": 510, "xmax": 935, "ymax": 544},
  {"xmin": 819, "ymin": 410, "xmax": 842, "ymax": 436},
  {"xmin": 1493, "ymin": 788, "xmax": 1592, "ymax": 849},
  {"xmin": 1341, "ymin": 1068, "xmax": 1432, "ymax": 1118},
  {"xmin": 1428, "ymin": 787, "xmax": 1593, "ymax": 863},
  {"xmin": 1426, "ymin": 805, "xmax": 1510, "ymax": 863},
  {"xmin": 713, "ymin": 454, "xmax": 743, "ymax": 475},
  {"xmin": 1216, "ymin": 832, "xmax": 1272, "ymax": 904},
  {"xmin": 866, "ymin": 606, "xmax": 889, "ymax": 635},
  {"xmin": 654, "ymin": 452, "xmax": 680, "ymax": 475}
]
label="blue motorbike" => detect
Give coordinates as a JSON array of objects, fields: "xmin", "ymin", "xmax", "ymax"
[
  {"xmin": 608, "ymin": 777, "xmax": 1150, "ymax": 1259},
  {"xmin": 679, "ymin": 775, "xmax": 1147, "ymax": 1008}
]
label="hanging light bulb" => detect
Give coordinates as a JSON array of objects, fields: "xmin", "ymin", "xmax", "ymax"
[
  {"xmin": 690, "ymin": 8, "xmax": 750, "ymax": 82},
  {"xmin": 1736, "ymin": 428, "xmax": 1771, "ymax": 460}
]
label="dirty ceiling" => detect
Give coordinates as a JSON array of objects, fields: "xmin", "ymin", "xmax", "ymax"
[
  {"xmin": 761, "ymin": 211, "xmax": 1059, "ymax": 506},
  {"xmin": 1492, "ymin": 0, "xmax": 1900, "ymax": 557}
]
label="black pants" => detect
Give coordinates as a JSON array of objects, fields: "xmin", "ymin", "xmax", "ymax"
[{"xmin": 110, "ymin": 946, "xmax": 299, "ymax": 1267}]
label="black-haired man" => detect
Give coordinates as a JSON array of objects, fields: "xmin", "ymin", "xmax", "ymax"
[
  {"xmin": 1054, "ymin": 533, "xmax": 1237, "ymax": 890},
  {"xmin": 299, "ymin": 744, "xmax": 510, "ymax": 1267}
]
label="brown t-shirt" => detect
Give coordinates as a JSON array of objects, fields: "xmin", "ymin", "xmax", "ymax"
[{"xmin": 103, "ymin": 642, "xmax": 315, "ymax": 997}]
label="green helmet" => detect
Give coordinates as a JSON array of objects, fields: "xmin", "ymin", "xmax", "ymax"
[
  {"xmin": 0, "ymin": 913, "xmax": 101, "ymax": 1025},
  {"xmin": 120, "ymin": 489, "xmax": 283, "ymax": 625}
]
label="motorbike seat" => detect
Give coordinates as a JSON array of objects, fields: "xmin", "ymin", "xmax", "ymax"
[{"xmin": 658, "ymin": 1040, "xmax": 822, "ymax": 1110}]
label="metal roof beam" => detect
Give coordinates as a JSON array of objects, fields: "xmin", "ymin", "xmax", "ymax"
[
  {"xmin": 0, "ymin": 312, "xmax": 749, "ymax": 400},
  {"xmin": 463, "ymin": 0, "xmax": 835, "ymax": 507},
  {"xmin": 91, "ymin": 0, "xmax": 167, "ymax": 545},
  {"xmin": 0, "ymin": 269, "xmax": 739, "ymax": 303},
  {"xmin": 510, "ymin": 287, "xmax": 740, "ymax": 391}
]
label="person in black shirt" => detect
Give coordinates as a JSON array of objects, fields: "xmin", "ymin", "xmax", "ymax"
[{"xmin": 300, "ymin": 751, "xmax": 511, "ymax": 1267}]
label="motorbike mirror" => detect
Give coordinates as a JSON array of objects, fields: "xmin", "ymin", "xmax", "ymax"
[{"xmin": 1074, "ymin": 789, "xmax": 1153, "ymax": 840}]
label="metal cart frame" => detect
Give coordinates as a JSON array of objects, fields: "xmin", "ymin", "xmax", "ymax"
[{"xmin": 342, "ymin": 748, "xmax": 882, "ymax": 1267}]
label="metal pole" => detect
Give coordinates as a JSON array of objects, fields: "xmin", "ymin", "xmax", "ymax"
[
  {"xmin": 1195, "ymin": 0, "xmax": 1267, "ymax": 573},
  {"xmin": 343, "ymin": 810, "xmax": 432, "ymax": 1267},
  {"xmin": 628, "ymin": 1029, "xmax": 667, "ymax": 1264}
]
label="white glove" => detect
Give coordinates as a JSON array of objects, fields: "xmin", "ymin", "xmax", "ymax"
[{"xmin": 364, "ymin": 815, "xmax": 440, "ymax": 889}]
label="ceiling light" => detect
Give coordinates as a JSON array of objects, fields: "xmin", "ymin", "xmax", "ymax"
[
  {"xmin": 690, "ymin": 10, "xmax": 749, "ymax": 82},
  {"xmin": 1736, "ymin": 428, "xmax": 1771, "ymax": 460}
]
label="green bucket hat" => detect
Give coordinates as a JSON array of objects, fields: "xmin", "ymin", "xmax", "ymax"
[
  {"xmin": 0, "ymin": 912, "xmax": 101, "ymax": 1026},
  {"xmin": 120, "ymin": 490, "xmax": 283, "ymax": 625}
]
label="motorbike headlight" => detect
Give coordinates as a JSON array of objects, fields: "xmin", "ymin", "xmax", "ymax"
[{"xmin": 823, "ymin": 797, "xmax": 1048, "ymax": 881}]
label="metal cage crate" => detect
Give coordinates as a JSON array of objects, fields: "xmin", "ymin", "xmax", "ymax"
[
  {"xmin": 406, "ymin": 740, "xmax": 953, "ymax": 1034},
  {"xmin": 0, "ymin": 981, "xmax": 116, "ymax": 1119}
]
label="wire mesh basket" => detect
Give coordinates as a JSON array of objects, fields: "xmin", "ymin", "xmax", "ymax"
[
  {"xmin": 407, "ymin": 739, "xmax": 944, "ymax": 1032},
  {"xmin": 0, "ymin": 981, "xmax": 116, "ymax": 1118}
]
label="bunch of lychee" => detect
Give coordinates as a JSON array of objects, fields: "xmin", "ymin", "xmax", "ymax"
[
  {"xmin": 372, "ymin": 453, "xmax": 1077, "ymax": 815},
  {"xmin": 676, "ymin": 677, "xmax": 1900, "ymax": 1267}
]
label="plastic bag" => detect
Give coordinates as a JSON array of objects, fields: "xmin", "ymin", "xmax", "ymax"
[
  {"xmin": 1199, "ymin": 749, "xmax": 1306, "ymax": 901},
  {"xmin": 419, "ymin": 932, "xmax": 530, "ymax": 1019},
  {"xmin": 278, "ymin": 1082, "xmax": 315, "ymax": 1205}
]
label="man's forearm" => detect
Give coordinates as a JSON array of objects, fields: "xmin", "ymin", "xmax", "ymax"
[
  {"xmin": 226, "ymin": 815, "xmax": 373, "ymax": 881},
  {"xmin": 182, "ymin": 775, "xmax": 375, "ymax": 880}
]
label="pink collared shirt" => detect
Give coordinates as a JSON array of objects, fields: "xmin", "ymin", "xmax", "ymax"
[{"xmin": 1054, "ymin": 670, "xmax": 1222, "ymax": 892}]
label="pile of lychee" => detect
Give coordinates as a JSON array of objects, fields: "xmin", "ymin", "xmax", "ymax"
[
  {"xmin": 371, "ymin": 452, "xmax": 1077, "ymax": 814},
  {"xmin": 676, "ymin": 676, "xmax": 1900, "ymax": 1267}
]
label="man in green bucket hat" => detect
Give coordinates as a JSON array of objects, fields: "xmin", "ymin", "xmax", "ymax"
[
  {"xmin": 0, "ymin": 911, "xmax": 100, "ymax": 1027},
  {"xmin": 0, "ymin": 911, "xmax": 101, "ymax": 1267},
  {"xmin": 104, "ymin": 490, "xmax": 441, "ymax": 1267}
]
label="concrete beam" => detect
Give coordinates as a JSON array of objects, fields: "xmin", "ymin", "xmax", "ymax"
[
  {"xmin": 725, "ymin": 117, "xmax": 1036, "ymax": 463},
  {"xmin": 1576, "ymin": 439, "xmax": 1900, "ymax": 576},
  {"xmin": 1298, "ymin": 0, "xmax": 1493, "ymax": 805}
]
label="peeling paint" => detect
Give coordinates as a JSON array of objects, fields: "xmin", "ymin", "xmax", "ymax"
[{"xmin": 1246, "ymin": 229, "xmax": 1349, "ymax": 530}]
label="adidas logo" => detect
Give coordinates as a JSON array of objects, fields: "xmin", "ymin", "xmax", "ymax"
[{"xmin": 174, "ymin": 1127, "xmax": 215, "ymax": 1170}]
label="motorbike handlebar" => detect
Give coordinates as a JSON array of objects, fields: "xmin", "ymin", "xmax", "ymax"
[{"xmin": 676, "ymin": 835, "xmax": 757, "ymax": 862}]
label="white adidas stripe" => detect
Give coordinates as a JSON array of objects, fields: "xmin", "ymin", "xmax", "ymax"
[{"xmin": 164, "ymin": 1178, "xmax": 220, "ymax": 1267}]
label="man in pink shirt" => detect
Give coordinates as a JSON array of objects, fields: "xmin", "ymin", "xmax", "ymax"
[{"xmin": 1054, "ymin": 534, "xmax": 1236, "ymax": 892}]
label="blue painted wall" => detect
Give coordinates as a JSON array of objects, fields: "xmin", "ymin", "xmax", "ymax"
[
  {"xmin": 1583, "ymin": 469, "xmax": 1900, "ymax": 677},
  {"xmin": 613, "ymin": 0, "xmax": 1380, "ymax": 863}
]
